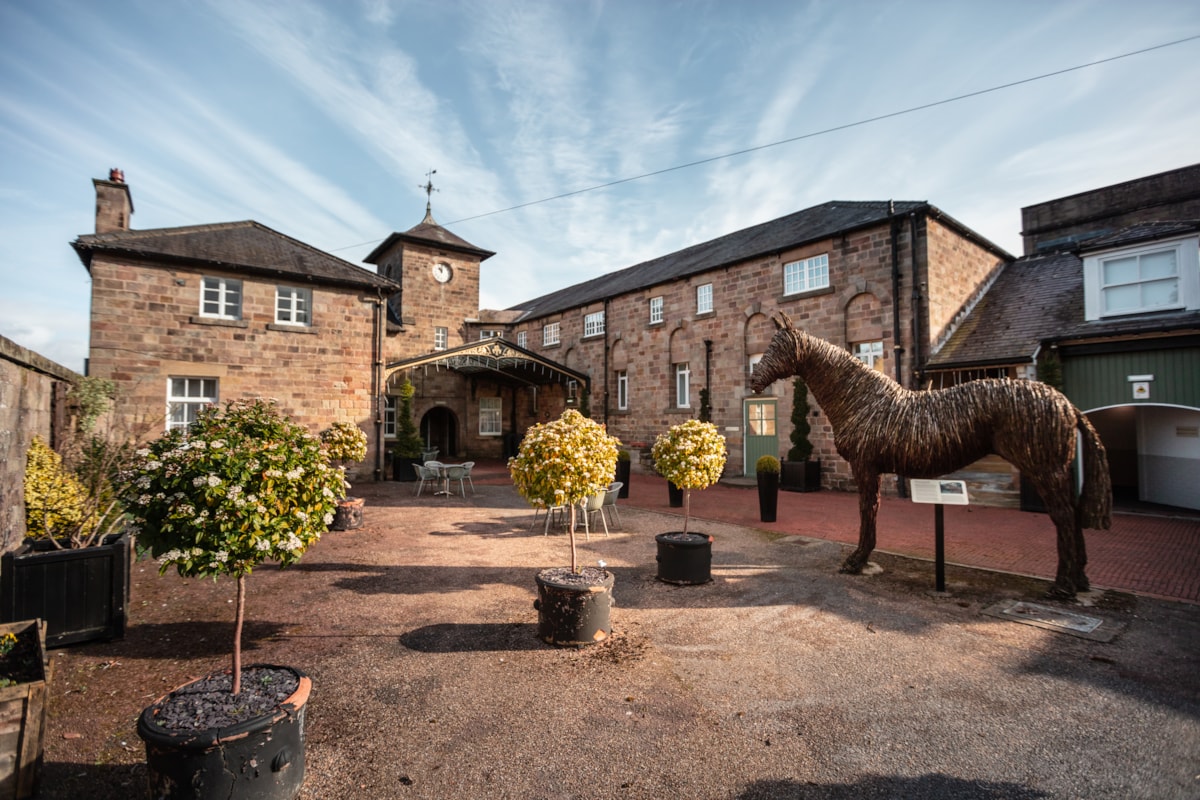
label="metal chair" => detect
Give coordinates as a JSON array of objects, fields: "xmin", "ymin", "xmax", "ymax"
[
  {"xmin": 421, "ymin": 448, "xmax": 439, "ymax": 463},
  {"xmin": 444, "ymin": 465, "xmax": 469, "ymax": 497},
  {"xmin": 580, "ymin": 492, "xmax": 608, "ymax": 539},
  {"xmin": 602, "ymin": 482, "xmax": 623, "ymax": 530},
  {"xmin": 414, "ymin": 463, "xmax": 439, "ymax": 496},
  {"xmin": 459, "ymin": 461, "xmax": 476, "ymax": 494}
]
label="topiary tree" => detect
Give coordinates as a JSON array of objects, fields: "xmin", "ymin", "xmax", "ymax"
[
  {"xmin": 651, "ymin": 420, "xmax": 727, "ymax": 534},
  {"xmin": 787, "ymin": 377, "xmax": 814, "ymax": 462},
  {"xmin": 392, "ymin": 379, "xmax": 424, "ymax": 459}
]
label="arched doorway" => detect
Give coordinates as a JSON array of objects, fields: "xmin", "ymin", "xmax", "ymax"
[{"xmin": 421, "ymin": 407, "xmax": 458, "ymax": 459}]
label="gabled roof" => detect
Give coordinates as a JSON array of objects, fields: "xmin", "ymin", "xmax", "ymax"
[
  {"xmin": 385, "ymin": 337, "xmax": 587, "ymax": 389},
  {"xmin": 508, "ymin": 200, "xmax": 1008, "ymax": 321},
  {"xmin": 364, "ymin": 210, "xmax": 495, "ymax": 264},
  {"xmin": 927, "ymin": 221, "xmax": 1200, "ymax": 369},
  {"xmin": 73, "ymin": 221, "xmax": 398, "ymax": 292}
]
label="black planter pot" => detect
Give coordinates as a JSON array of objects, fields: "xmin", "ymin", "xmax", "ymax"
[
  {"xmin": 757, "ymin": 472, "xmax": 779, "ymax": 522},
  {"xmin": 392, "ymin": 456, "xmax": 421, "ymax": 482},
  {"xmin": 0, "ymin": 531, "xmax": 129, "ymax": 648},
  {"xmin": 533, "ymin": 567, "xmax": 614, "ymax": 646},
  {"xmin": 330, "ymin": 497, "xmax": 364, "ymax": 531},
  {"xmin": 137, "ymin": 665, "xmax": 311, "ymax": 800},
  {"xmin": 655, "ymin": 532, "xmax": 713, "ymax": 585},
  {"xmin": 667, "ymin": 482, "xmax": 684, "ymax": 507},
  {"xmin": 615, "ymin": 459, "xmax": 631, "ymax": 499},
  {"xmin": 780, "ymin": 459, "xmax": 822, "ymax": 492}
]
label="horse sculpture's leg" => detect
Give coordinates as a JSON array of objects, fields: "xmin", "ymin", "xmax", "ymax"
[
  {"xmin": 1036, "ymin": 471, "xmax": 1088, "ymax": 599},
  {"xmin": 841, "ymin": 465, "xmax": 880, "ymax": 574}
]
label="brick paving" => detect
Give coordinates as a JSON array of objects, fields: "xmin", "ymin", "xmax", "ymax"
[{"xmin": 471, "ymin": 460, "xmax": 1200, "ymax": 604}]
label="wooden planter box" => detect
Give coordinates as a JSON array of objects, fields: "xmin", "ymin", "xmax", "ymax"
[
  {"xmin": 780, "ymin": 459, "xmax": 822, "ymax": 493},
  {"xmin": 0, "ymin": 619, "xmax": 49, "ymax": 800},
  {"xmin": 0, "ymin": 532, "xmax": 130, "ymax": 648}
]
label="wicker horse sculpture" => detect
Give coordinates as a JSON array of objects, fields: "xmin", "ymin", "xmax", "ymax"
[{"xmin": 750, "ymin": 313, "xmax": 1111, "ymax": 598}]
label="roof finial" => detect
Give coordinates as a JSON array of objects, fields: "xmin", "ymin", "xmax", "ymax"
[{"xmin": 420, "ymin": 169, "xmax": 438, "ymax": 222}]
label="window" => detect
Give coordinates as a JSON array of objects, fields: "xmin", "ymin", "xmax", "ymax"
[
  {"xmin": 383, "ymin": 396, "xmax": 396, "ymax": 437},
  {"xmin": 748, "ymin": 354, "xmax": 764, "ymax": 384},
  {"xmin": 480, "ymin": 329, "xmax": 502, "ymax": 340},
  {"xmin": 783, "ymin": 254, "xmax": 830, "ymax": 295},
  {"xmin": 696, "ymin": 283, "xmax": 713, "ymax": 314},
  {"xmin": 852, "ymin": 341, "xmax": 885, "ymax": 372},
  {"xmin": 616, "ymin": 371, "xmax": 628, "ymax": 410},
  {"xmin": 543, "ymin": 322, "xmax": 560, "ymax": 346},
  {"xmin": 479, "ymin": 397, "xmax": 502, "ymax": 436},
  {"xmin": 675, "ymin": 362, "xmax": 691, "ymax": 408},
  {"xmin": 275, "ymin": 286, "xmax": 311, "ymax": 326},
  {"xmin": 566, "ymin": 380, "xmax": 579, "ymax": 403},
  {"xmin": 434, "ymin": 326, "xmax": 448, "ymax": 350},
  {"xmin": 584, "ymin": 311, "xmax": 605, "ymax": 337},
  {"xmin": 649, "ymin": 296, "xmax": 664, "ymax": 324},
  {"xmin": 167, "ymin": 377, "xmax": 217, "ymax": 432},
  {"xmin": 516, "ymin": 331, "xmax": 527, "ymax": 348},
  {"xmin": 201, "ymin": 277, "xmax": 241, "ymax": 319}
]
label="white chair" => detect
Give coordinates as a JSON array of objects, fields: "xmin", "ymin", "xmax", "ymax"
[
  {"xmin": 602, "ymin": 482, "xmax": 623, "ymax": 530},
  {"xmin": 580, "ymin": 492, "xmax": 608, "ymax": 539},
  {"xmin": 460, "ymin": 461, "xmax": 476, "ymax": 494},
  {"xmin": 444, "ymin": 465, "xmax": 469, "ymax": 497},
  {"xmin": 414, "ymin": 463, "xmax": 439, "ymax": 496},
  {"xmin": 421, "ymin": 448, "xmax": 439, "ymax": 463}
]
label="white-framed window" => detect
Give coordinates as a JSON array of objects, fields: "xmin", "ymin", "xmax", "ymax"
[
  {"xmin": 383, "ymin": 396, "xmax": 396, "ymax": 437},
  {"xmin": 275, "ymin": 286, "xmax": 311, "ymax": 326},
  {"xmin": 516, "ymin": 330, "xmax": 527, "ymax": 348},
  {"xmin": 852, "ymin": 340, "xmax": 885, "ymax": 372},
  {"xmin": 200, "ymin": 277, "xmax": 241, "ymax": 319},
  {"xmin": 1084, "ymin": 236, "xmax": 1200, "ymax": 320},
  {"xmin": 434, "ymin": 326, "xmax": 448, "ymax": 350},
  {"xmin": 649, "ymin": 296, "xmax": 664, "ymax": 325},
  {"xmin": 675, "ymin": 362, "xmax": 690, "ymax": 408},
  {"xmin": 566, "ymin": 380, "xmax": 578, "ymax": 403},
  {"xmin": 479, "ymin": 397, "xmax": 502, "ymax": 436},
  {"xmin": 544, "ymin": 322, "xmax": 560, "ymax": 346},
  {"xmin": 783, "ymin": 254, "xmax": 830, "ymax": 295},
  {"xmin": 166, "ymin": 377, "xmax": 217, "ymax": 432},
  {"xmin": 696, "ymin": 283, "xmax": 713, "ymax": 314},
  {"xmin": 480, "ymin": 329, "xmax": 502, "ymax": 340},
  {"xmin": 616, "ymin": 370, "xmax": 628, "ymax": 410},
  {"xmin": 584, "ymin": 311, "xmax": 605, "ymax": 338},
  {"xmin": 748, "ymin": 354, "xmax": 764, "ymax": 384}
]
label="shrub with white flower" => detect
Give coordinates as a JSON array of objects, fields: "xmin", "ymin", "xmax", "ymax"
[
  {"xmin": 508, "ymin": 409, "xmax": 620, "ymax": 573},
  {"xmin": 122, "ymin": 398, "xmax": 344, "ymax": 694},
  {"xmin": 651, "ymin": 419, "xmax": 727, "ymax": 534}
]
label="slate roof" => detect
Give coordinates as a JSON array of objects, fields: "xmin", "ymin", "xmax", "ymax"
[
  {"xmin": 927, "ymin": 220, "xmax": 1200, "ymax": 369},
  {"xmin": 364, "ymin": 210, "xmax": 495, "ymax": 264},
  {"xmin": 507, "ymin": 200, "xmax": 1008, "ymax": 321},
  {"xmin": 73, "ymin": 221, "xmax": 398, "ymax": 292}
]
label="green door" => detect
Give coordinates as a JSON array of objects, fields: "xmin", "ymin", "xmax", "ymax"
[{"xmin": 744, "ymin": 398, "xmax": 778, "ymax": 476}]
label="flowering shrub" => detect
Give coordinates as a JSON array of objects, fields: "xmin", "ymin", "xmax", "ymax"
[
  {"xmin": 320, "ymin": 421, "xmax": 368, "ymax": 468},
  {"xmin": 651, "ymin": 420, "xmax": 727, "ymax": 534},
  {"xmin": 509, "ymin": 409, "xmax": 620, "ymax": 572},
  {"xmin": 24, "ymin": 435, "xmax": 90, "ymax": 542},
  {"xmin": 122, "ymin": 398, "xmax": 344, "ymax": 694}
]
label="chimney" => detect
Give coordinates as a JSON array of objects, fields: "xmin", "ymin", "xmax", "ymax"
[{"xmin": 93, "ymin": 168, "xmax": 134, "ymax": 233}]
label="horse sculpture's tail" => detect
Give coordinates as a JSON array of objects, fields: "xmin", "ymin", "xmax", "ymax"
[{"xmin": 1076, "ymin": 410, "xmax": 1112, "ymax": 531}]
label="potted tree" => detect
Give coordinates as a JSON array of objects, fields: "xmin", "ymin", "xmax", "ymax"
[
  {"xmin": 756, "ymin": 455, "xmax": 780, "ymax": 522},
  {"xmin": 509, "ymin": 409, "xmax": 620, "ymax": 646},
  {"xmin": 780, "ymin": 377, "xmax": 821, "ymax": 492},
  {"xmin": 123, "ymin": 398, "xmax": 343, "ymax": 800},
  {"xmin": 650, "ymin": 420, "xmax": 727, "ymax": 584},
  {"xmin": 320, "ymin": 421, "xmax": 368, "ymax": 531},
  {"xmin": 391, "ymin": 379, "xmax": 425, "ymax": 481},
  {"xmin": 5, "ymin": 377, "xmax": 134, "ymax": 647}
]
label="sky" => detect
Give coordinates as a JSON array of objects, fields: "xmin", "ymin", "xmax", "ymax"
[{"xmin": 2, "ymin": 0, "xmax": 1199, "ymax": 374}]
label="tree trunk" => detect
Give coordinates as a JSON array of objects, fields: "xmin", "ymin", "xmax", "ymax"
[{"xmin": 233, "ymin": 574, "xmax": 246, "ymax": 695}]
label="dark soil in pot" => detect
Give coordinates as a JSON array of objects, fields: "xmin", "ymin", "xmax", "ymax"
[{"xmin": 142, "ymin": 666, "xmax": 299, "ymax": 732}]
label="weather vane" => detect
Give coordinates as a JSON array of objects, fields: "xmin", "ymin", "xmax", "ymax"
[{"xmin": 420, "ymin": 169, "xmax": 438, "ymax": 217}]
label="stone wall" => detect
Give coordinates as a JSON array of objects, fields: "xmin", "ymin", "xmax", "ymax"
[{"xmin": 0, "ymin": 335, "xmax": 79, "ymax": 551}]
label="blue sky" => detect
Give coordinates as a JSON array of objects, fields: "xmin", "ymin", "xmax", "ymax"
[{"xmin": 2, "ymin": 0, "xmax": 1199, "ymax": 373}]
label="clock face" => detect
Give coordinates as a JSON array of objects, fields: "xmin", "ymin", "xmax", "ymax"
[{"xmin": 432, "ymin": 263, "xmax": 452, "ymax": 283}]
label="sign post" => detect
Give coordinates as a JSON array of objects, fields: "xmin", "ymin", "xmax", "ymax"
[{"xmin": 908, "ymin": 479, "xmax": 970, "ymax": 592}]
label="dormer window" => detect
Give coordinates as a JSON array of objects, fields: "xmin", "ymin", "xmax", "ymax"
[{"xmin": 1083, "ymin": 236, "xmax": 1199, "ymax": 320}]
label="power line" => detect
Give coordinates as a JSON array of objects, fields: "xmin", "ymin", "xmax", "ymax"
[{"xmin": 333, "ymin": 32, "xmax": 1200, "ymax": 250}]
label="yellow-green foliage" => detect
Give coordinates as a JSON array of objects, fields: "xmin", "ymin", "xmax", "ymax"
[
  {"xmin": 320, "ymin": 421, "xmax": 368, "ymax": 465},
  {"xmin": 508, "ymin": 409, "xmax": 620, "ymax": 509},
  {"xmin": 24, "ymin": 435, "xmax": 90, "ymax": 540},
  {"xmin": 651, "ymin": 420, "xmax": 727, "ymax": 491},
  {"xmin": 755, "ymin": 455, "xmax": 781, "ymax": 474}
]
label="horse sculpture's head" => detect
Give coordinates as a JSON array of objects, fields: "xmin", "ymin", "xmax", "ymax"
[{"xmin": 750, "ymin": 312, "xmax": 806, "ymax": 393}]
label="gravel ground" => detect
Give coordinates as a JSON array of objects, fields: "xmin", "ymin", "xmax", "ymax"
[{"xmin": 42, "ymin": 479, "xmax": 1200, "ymax": 799}]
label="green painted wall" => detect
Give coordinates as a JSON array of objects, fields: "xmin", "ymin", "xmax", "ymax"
[{"xmin": 1063, "ymin": 346, "xmax": 1200, "ymax": 411}]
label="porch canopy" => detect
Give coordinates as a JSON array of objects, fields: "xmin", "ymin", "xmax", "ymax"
[{"xmin": 384, "ymin": 338, "xmax": 589, "ymax": 393}]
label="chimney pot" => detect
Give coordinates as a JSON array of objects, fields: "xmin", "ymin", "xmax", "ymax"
[{"xmin": 109, "ymin": 168, "xmax": 125, "ymax": 183}]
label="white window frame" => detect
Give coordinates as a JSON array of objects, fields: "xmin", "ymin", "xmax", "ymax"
[
  {"xmin": 649, "ymin": 296, "xmax": 664, "ymax": 325},
  {"xmin": 434, "ymin": 326, "xmax": 448, "ymax": 351},
  {"xmin": 479, "ymin": 397, "xmax": 502, "ymax": 436},
  {"xmin": 852, "ymin": 341, "xmax": 885, "ymax": 372},
  {"xmin": 584, "ymin": 311, "xmax": 605, "ymax": 338},
  {"xmin": 480, "ymin": 329, "xmax": 502, "ymax": 340},
  {"xmin": 383, "ymin": 396, "xmax": 397, "ymax": 438},
  {"xmin": 275, "ymin": 285, "xmax": 311, "ymax": 326},
  {"xmin": 675, "ymin": 362, "xmax": 691, "ymax": 408},
  {"xmin": 166, "ymin": 377, "xmax": 218, "ymax": 432},
  {"xmin": 544, "ymin": 322, "xmax": 561, "ymax": 346},
  {"xmin": 200, "ymin": 277, "xmax": 242, "ymax": 320},
  {"xmin": 616, "ymin": 370, "xmax": 628, "ymax": 410},
  {"xmin": 516, "ymin": 330, "xmax": 527, "ymax": 348},
  {"xmin": 1083, "ymin": 236, "xmax": 1200, "ymax": 320},
  {"xmin": 783, "ymin": 254, "xmax": 830, "ymax": 296},
  {"xmin": 696, "ymin": 283, "xmax": 713, "ymax": 314}
]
